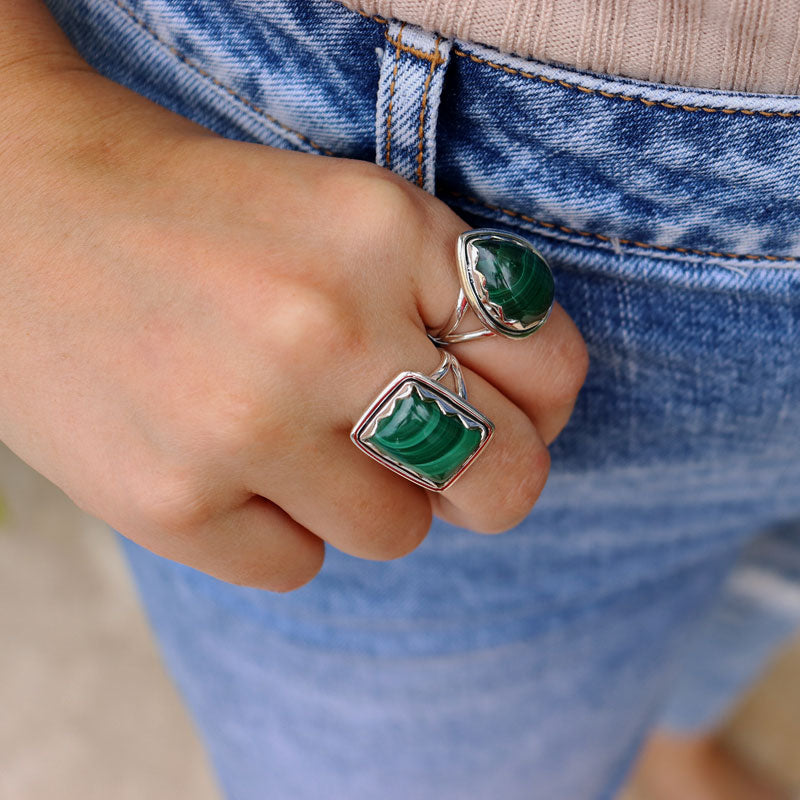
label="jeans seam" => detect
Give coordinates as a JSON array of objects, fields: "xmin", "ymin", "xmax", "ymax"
[
  {"xmin": 383, "ymin": 28, "xmax": 447, "ymax": 66},
  {"xmin": 416, "ymin": 35, "xmax": 442, "ymax": 187},
  {"xmin": 109, "ymin": 0, "xmax": 336, "ymax": 155},
  {"xmin": 446, "ymin": 190, "xmax": 800, "ymax": 264},
  {"xmin": 451, "ymin": 49, "xmax": 800, "ymax": 118},
  {"xmin": 385, "ymin": 22, "xmax": 405, "ymax": 170},
  {"xmin": 351, "ymin": 8, "xmax": 800, "ymax": 117},
  {"xmin": 103, "ymin": 0, "xmax": 797, "ymax": 261}
]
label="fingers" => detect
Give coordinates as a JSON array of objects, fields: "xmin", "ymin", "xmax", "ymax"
[
  {"xmin": 408, "ymin": 207, "xmax": 588, "ymax": 445},
  {"xmin": 129, "ymin": 495, "xmax": 325, "ymax": 593},
  {"xmin": 251, "ymin": 425, "xmax": 433, "ymax": 562},
  {"xmin": 446, "ymin": 302, "xmax": 589, "ymax": 445},
  {"xmin": 238, "ymin": 318, "xmax": 436, "ymax": 563},
  {"xmin": 250, "ymin": 322, "xmax": 549, "ymax": 546},
  {"xmin": 427, "ymin": 362, "xmax": 550, "ymax": 533}
]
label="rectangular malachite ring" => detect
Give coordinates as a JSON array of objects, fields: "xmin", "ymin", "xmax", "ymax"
[{"xmin": 350, "ymin": 371, "xmax": 494, "ymax": 491}]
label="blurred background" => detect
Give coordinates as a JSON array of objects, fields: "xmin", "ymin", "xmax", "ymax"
[{"xmin": 1, "ymin": 440, "xmax": 799, "ymax": 800}]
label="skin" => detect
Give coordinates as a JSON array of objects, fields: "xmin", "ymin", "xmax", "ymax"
[
  {"xmin": 0, "ymin": 1, "xmax": 589, "ymax": 592},
  {"xmin": 627, "ymin": 731, "xmax": 792, "ymax": 800},
  {"xmin": 1, "ymin": 6, "xmax": 785, "ymax": 798}
]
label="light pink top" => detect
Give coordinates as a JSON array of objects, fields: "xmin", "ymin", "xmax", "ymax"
[{"xmin": 338, "ymin": 0, "xmax": 800, "ymax": 93}]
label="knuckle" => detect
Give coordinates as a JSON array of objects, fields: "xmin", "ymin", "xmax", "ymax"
[
  {"xmin": 483, "ymin": 443, "xmax": 550, "ymax": 533},
  {"xmin": 229, "ymin": 548, "xmax": 324, "ymax": 593},
  {"xmin": 353, "ymin": 496, "xmax": 432, "ymax": 561},
  {"xmin": 330, "ymin": 160, "xmax": 428, "ymax": 241},
  {"xmin": 202, "ymin": 383, "xmax": 293, "ymax": 460},
  {"xmin": 130, "ymin": 469, "xmax": 214, "ymax": 535},
  {"xmin": 210, "ymin": 391, "xmax": 268, "ymax": 455},
  {"xmin": 267, "ymin": 281, "xmax": 367, "ymax": 372},
  {"xmin": 269, "ymin": 557, "xmax": 325, "ymax": 593}
]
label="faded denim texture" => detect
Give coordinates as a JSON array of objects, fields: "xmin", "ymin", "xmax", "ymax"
[{"xmin": 44, "ymin": 0, "xmax": 800, "ymax": 798}]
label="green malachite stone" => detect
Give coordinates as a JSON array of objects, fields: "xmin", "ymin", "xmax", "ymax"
[
  {"xmin": 366, "ymin": 386, "xmax": 482, "ymax": 485},
  {"xmin": 473, "ymin": 238, "xmax": 554, "ymax": 327}
]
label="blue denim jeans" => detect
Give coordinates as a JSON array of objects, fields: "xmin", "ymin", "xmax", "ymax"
[{"xmin": 46, "ymin": 1, "xmax": 800, "ymax": 798}]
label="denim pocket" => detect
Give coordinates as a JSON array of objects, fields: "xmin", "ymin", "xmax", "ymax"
[{"xmin": 435, "ymin": 37, "xmax": 800, "ymax": 271}]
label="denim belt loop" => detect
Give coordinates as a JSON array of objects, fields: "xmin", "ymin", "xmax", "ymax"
[{"xmin": 375, "ymin": 20, "xmax": 452, "ymax": 194}]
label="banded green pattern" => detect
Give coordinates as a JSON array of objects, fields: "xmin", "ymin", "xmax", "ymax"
[
  {"xmin": 366, "ymin": 386, "xmax": 483, "ymax": 485},
  {"xmin": 473, "ymin": 238, "xmax": 554, "ymax": 326}
]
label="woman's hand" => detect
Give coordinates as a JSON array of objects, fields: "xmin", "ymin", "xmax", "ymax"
[{"xmin": 0, "ymin": 64, "xmax": 588, "ymax": 591}]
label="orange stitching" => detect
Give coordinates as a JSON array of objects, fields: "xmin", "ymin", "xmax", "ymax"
[
  {"xmin": 385, "ymin": 22, "xmax": 405, "ymax": 169},
  {"xmin": 384, "ymin": 29, "xmax": 447, "ymax": 65},
  {"xmin": 446, "ymin": 191, "xmax": 800, "ymax": 263},
  {"xmin": 416, "ymin": 36, "xmax": 442, "ymax": 187},
  {"xmin": 110, "ymin": 0, "xmax": 335, "ymax": 155},
  {"xmin": 350, "ymin": 7, "xmax": 388, "ymax": 24},
  {"xmin": 350, "ymin": 7, "xmax": 800, "ymax": 118},
  {"xmin": 451, "ymin": 49, "xmax": 800, "ymax": 118}
]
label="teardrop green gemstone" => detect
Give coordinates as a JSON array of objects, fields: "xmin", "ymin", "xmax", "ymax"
[
  {"xmin": 472, "ymin": 237, "xmax": 554, "ymax": 327},
  {"xmin": 366, "ymin": 386, "xmax": 483, "ymax": 485}
]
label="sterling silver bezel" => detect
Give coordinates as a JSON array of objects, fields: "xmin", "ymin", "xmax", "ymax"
[
  {"xmin": 350, "ymin": 371, "xmax": 494, "ymax": 491},
  {"xmin": 456, "ymin": 228, "xmax": 554, "ymax": 339}
]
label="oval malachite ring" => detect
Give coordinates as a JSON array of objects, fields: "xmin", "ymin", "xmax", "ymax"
[
  {"xmin": 427, "ymin": 228, "xmax": 555, "ymax": 345},
  {"xmin": 350, "ymin": 350, "xmax": 494, "ymax": 491}
]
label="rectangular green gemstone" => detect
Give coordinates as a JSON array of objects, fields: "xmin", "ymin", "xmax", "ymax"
[{"xmin": 363, "ymin": 383, "xmax": 486, "ymax": 486}]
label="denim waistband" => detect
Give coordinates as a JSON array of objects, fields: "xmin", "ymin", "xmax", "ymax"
[{"xmin": 49, "ymin": 0, "xmax": 800, "ymax": 265}]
